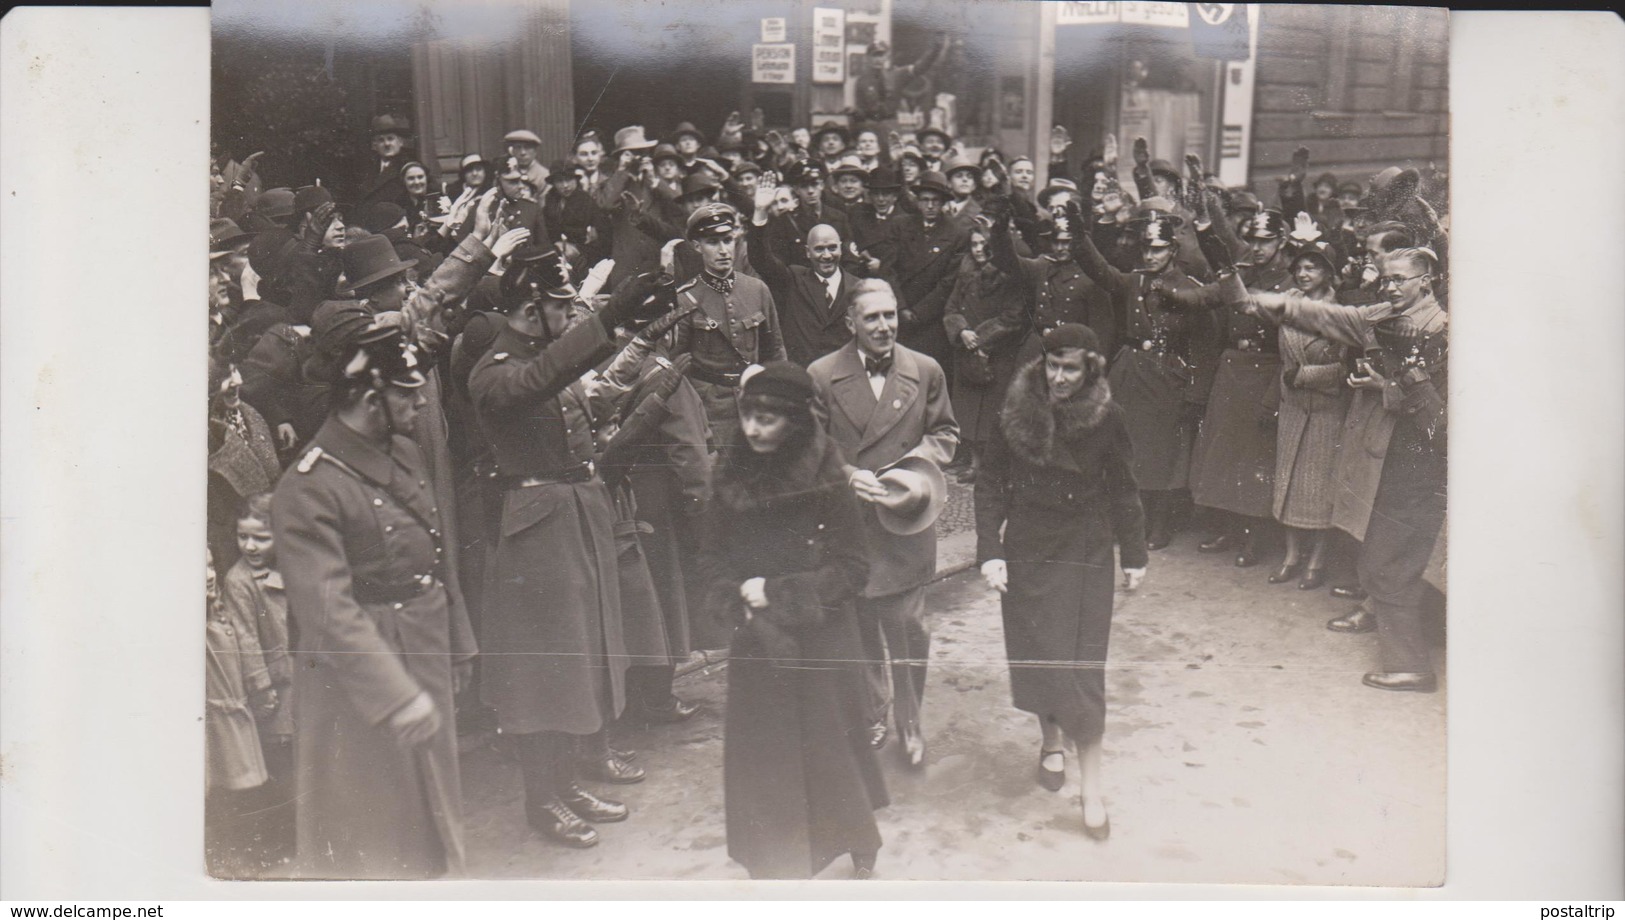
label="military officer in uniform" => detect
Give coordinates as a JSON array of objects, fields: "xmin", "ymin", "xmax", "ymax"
[
  {"xmin": 1188, "ymin": 206, "xmax": 1296, "ymax": 565},
  {"xmin": 663, "ymin": 203, "xmax": 788, "ymax": 437},
  {"xmin": 982, "ymin": 197, "xmax": 1115, "ymax": 363},
  {"xmin": 272, "ymin": 315, "xmax": 475, "ymax": 879},
  {"xmin": 466, "ymin": 248, "xmax": 679, "ymax": 849},
  {"xmin": 1070, "ymin": 201, "xmax": 1230, "ymax": 550}
]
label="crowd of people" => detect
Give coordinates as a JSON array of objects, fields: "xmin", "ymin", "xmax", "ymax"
[{"xmin": 204, "ymin": 108, "xmax": 1449, "ymax": 880}]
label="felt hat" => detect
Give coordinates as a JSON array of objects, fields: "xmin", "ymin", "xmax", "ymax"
[
  {"xmin": 649, "ymin": 143, "xmax": 682, "ymax": 164},
  {"xmin": 612, "ymin": 125, "xmax": 659, "ymax": 154},
  {"xmin": 209, "ymin": 218, "xmax": 254, "ymax": 258},
  {"xmin": 677, "ymin": 171, "xmax": 723, "ymax": 201},
  {"xmin": 337, "ymin": 233, "xmax": 416, "ymax": 295},
  {"xmin": 874, "ymin": 455, "xmax": 947, "ymax": 536},
  {"xmin": 672, "ymin": 121, "xmax": 706, "ymax": 145},
  {"xmin": 915, "ymin": 126, "xmax": 951, "ymax": 147},
  {"xmin": 865, "ymin": 164, "xmax": 904, "ymax": 191},
  {"xmin": 913, "ymin": 171, "xmax": 952, "ymax": 198},
  {"xmin": 458, "ymin": 153, "xmax": 490, "ymax": 173},
  {"xmin": 253, "ymin": 187, "xmax": 296, "ymax": 223},
  {"xmin": 941, "ymin": 153, "xmax": 979, "ymax": 179},
  {"xmin": 830, "ymin": 155, "xmax": 868, "ymax": 180},
  {"xmin": 370, "ymin": 114, "xmax": 412, "ymax": 137},
  {"xmin": 812, "ymin": 122, "xmax": 850, "ymax": 147},
  {"xmin": 355, "ymin": 201, "xmax": 407, "ymax": 234}
]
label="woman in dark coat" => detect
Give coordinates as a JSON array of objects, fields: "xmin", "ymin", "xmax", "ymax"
[
  {"xmin": 975, "ymin": 324, "xmax": 1147, "ymax": 840},
  {"xmin": 697, "ymin": 362, "xmax": 886, "ymax": 880},
  {"xmin": 941, "ymin": 226, "xmax": 1029, "ymax": 481}
]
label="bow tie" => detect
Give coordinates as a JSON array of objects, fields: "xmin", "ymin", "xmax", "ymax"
[
  {"xmin": 701, "ymin": 271, "xmax": 735, "ymax": 295},
  {"xmin": 864, "ymin": 353, "xmax": 893, "ymax": 376}
]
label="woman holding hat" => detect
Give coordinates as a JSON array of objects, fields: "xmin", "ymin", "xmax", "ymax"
[
  {"xmin": 976, "ymin": 323, "xmax": 1147, "ymax": 840},
  {"xmin": 272, "ymin": 317, "xmax": 477, "ymax": 878},
  {"xmin": 697, "ymin": 361, "xmax": 886, "ymax": 879}
]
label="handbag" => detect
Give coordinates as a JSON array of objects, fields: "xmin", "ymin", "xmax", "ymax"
[{"xmin": 957, "ymin": 344, "xmax": 996, "ymax": 387}]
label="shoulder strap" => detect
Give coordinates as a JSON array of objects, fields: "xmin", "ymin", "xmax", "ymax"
[{"xmin": 309, "ymin": 446, "xmax": 445, "ymax": 558}]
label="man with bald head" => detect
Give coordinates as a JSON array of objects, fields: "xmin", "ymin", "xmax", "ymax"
[{"xmin": 749, "ymin": 189, "xmax": 864, "ymax": 366}]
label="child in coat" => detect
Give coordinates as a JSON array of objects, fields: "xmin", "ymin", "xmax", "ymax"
[
  {"xmin": 220, "ymin": 493, "xmax": 296, "ymax": 865},
  {"xmin": 205, "ymin": 545, "xmax": 276, "ymax": 876}
]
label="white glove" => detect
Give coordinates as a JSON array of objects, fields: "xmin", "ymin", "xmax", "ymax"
[
  {"xmin": 740, "ymin": 576, "xmax": 769, "ymax": 610},
  {"xmin": 1122, "ymin": 567, "xmax": 1146, "ymax": 592},
  {"xmin": 981, "ymin": 559, "xmax": 1008, "ymax": 594},
  {"xmin": 577, "ymin": 259, "xmax": 615, "ymax": 301}
]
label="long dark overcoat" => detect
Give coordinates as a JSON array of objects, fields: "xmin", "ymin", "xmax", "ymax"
[
  {"xmin": 467, "ymin": 318, "xmax": 629, "ymax": 736},
  {"xmin": 698, "ymin": 426, "xmax": 887, "ymax": 880},
  {"xmin": 1189, "ymin": 304, "xmax": 1282, "ymax": 518},
  {"xmin": 940, "ymin": 258, "xmax": 1030, "ymax": 442},
  {"xmin": 975, "ymin": 363, "xmax": 1147, "ymax": 744},
  {"xmin": 272, "ymin": 418, "xmax": 477, "ymax": 879}
]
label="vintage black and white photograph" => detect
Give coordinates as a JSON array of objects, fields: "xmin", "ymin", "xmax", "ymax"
[{"xmin": 204, "ymin": 0, "xmax": 1451, "ymax": 885}]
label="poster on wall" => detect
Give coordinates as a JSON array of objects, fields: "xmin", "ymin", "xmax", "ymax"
[
  {"xmin": 812, "ymin": 6, "xmax": 846, "ymax": 83},
  {"xmin": 760, "ymin": 17, "xmax": 786, "ymax": 43},
  {"xmin": 752, "ymin": 42, "xmax": 795, "ymax": 84}
]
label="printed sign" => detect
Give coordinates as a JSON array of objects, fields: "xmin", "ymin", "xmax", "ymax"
[
  {"xmin": 752, "ymin": 43, "xmax": 796, "ymax": 84},
  {"xmin": 1056, "ymin": 2, "xmax": 1119, "ymax": 25},
  {"xmin": 1057, "ymin": 1, "xmax": 1190, "ymax": 27},
  {"xmin": 812, "ymin": 6, "xmax": 846, "ymax": 83},
  {"xmin": 761, "ymin": 17, "xmax": 786, "ymax": 43}
]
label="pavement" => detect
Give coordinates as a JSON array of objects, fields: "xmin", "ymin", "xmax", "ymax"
[{"xmin": 457, "ymin": 475, "xmax": 1446, "ymax": 886}]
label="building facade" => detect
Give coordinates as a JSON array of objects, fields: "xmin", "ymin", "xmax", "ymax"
[{"xmin": 261, "ymin": 3, "xmax": 1445, "ymax": 197}]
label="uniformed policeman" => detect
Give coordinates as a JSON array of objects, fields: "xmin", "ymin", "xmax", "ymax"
[
  {"xmin": 1071, "ymin": 202, "xmax": 1231, "ymax": 549},
  {"xmin": 1188, "ymin": 207, "xmax": 1296, "ymax": 562},
  {"xmin": 466, "ymin": 246, "xmax": 677, "ymax": 849},
  {"xmin": 663, "ymin": 203, "xmax": 787, "ymax": 437},
  {"xmin": 272, "ymin": 315, "xmax": 476, "ymax": 879},
  {"xmin": 982, "ymin": 198, "xmax": 1114, "ymax": 363}
]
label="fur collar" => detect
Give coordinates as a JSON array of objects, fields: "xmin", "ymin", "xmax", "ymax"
[
  {"xmin": 713, "ymin": 425, "xmax": 847, "ymax": 513},
  {"xmin": 1000, "ymin": 358, "xmax": 1113, "ymax": 471}
]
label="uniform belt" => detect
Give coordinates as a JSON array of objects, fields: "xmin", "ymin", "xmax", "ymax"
[
  {"xmin": 354, "ymin": 573, "xmax": 440, "ymax": 606},
  {"xmin": 688, "ymin": 365, "xmax": 744, "ymax": 387},
  {"xmin": 507, "ymin": 461, "xmax": 596, "ymax": 488}
]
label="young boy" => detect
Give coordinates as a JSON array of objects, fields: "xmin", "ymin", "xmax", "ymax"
[
  {"xmin": 221, "ymin": 493, "xmax": 296, "ymax": 865},
  {"xmin": 205, "ymin": 545, "xmax": 275, "ymax": 877}
]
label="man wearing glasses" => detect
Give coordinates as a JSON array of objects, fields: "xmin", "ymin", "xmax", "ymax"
[{"xmin": 1243, "ymin": 248, "xmax": 1448, "ymax": 693}]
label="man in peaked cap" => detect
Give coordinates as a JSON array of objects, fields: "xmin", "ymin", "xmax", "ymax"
[
  {"xmin": 663, "ymin": 203, "xmax": 786, "ymax": 434},
  {"xmin": 356, "ymin": 113, "xmax": 417, "ymax": 210},
  {"xmin": 272, "ymin": 314, "xmax": 476, "ymax": 878}
]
